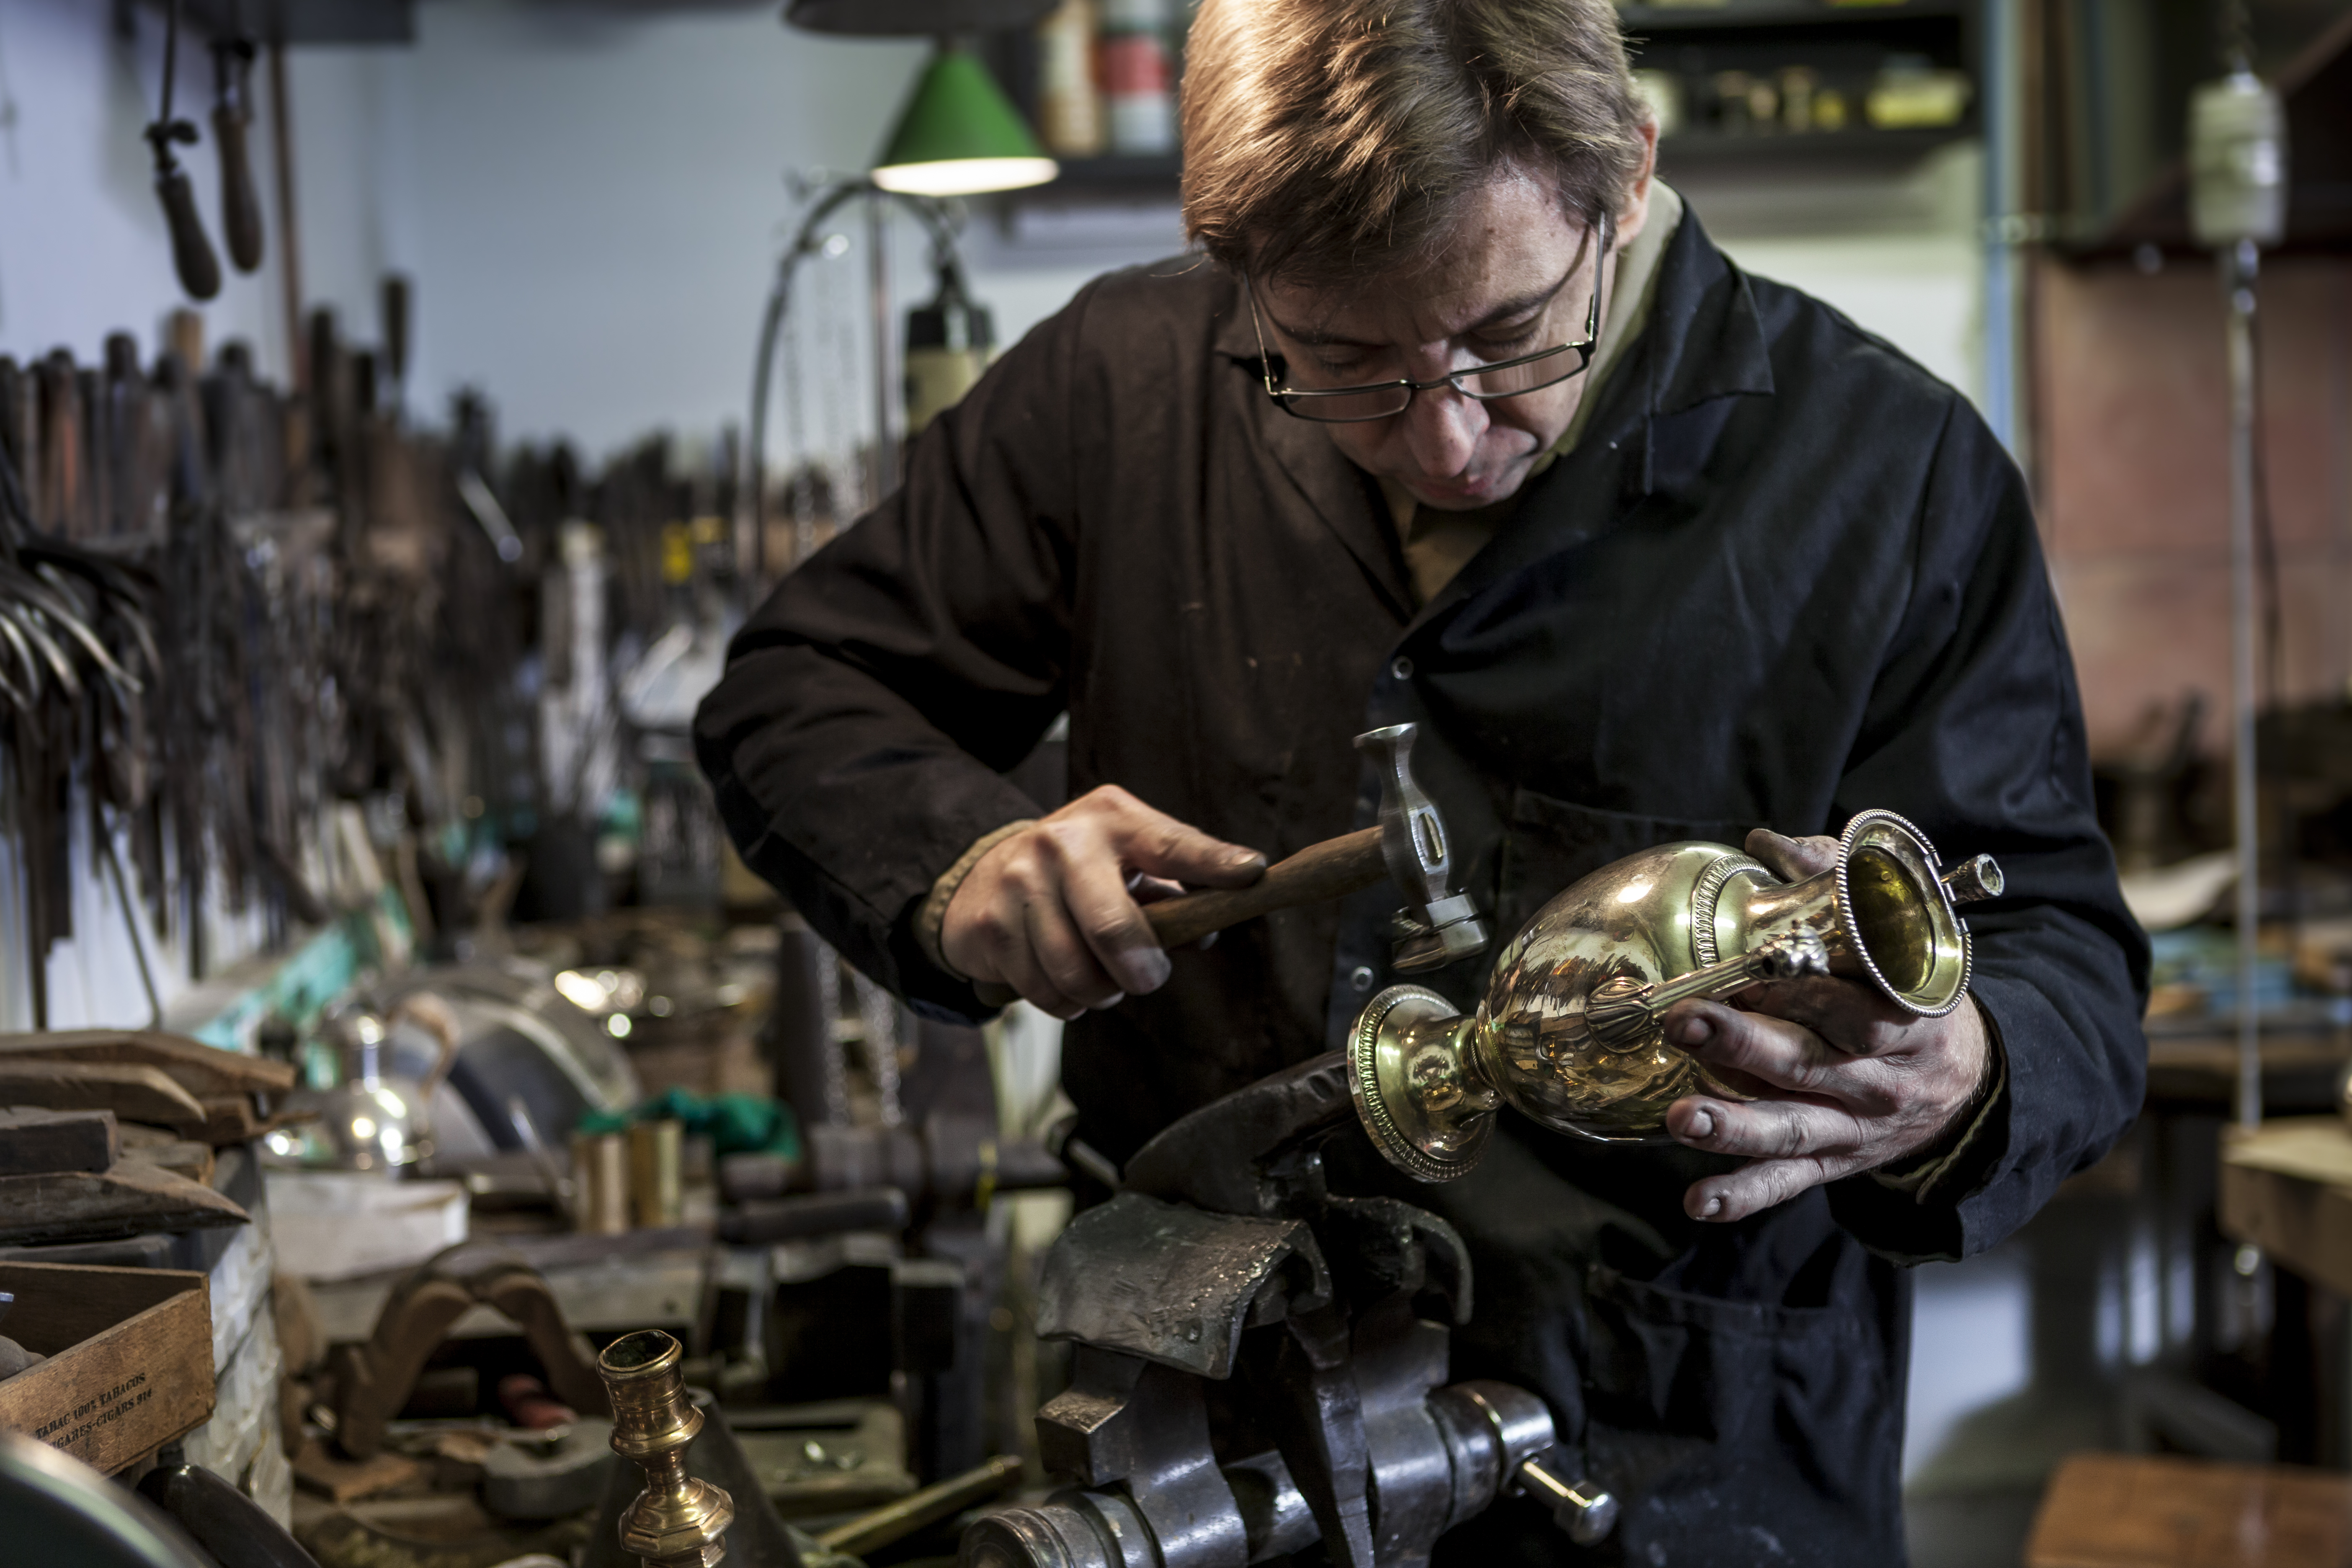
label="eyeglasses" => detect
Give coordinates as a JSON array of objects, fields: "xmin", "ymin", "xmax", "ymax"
[{"xmin": 1247, "ymin": 222, "xmax": 1610, "ymax": 424}]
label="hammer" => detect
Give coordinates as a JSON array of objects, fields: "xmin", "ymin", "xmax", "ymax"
[{"xmin": 973, "ymin": 724, "xmax": 1488, "ymax": 1009}]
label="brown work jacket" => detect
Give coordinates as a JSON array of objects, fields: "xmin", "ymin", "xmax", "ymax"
[{"xmin": 698, "ymin": 214, "xmax": 2147, "ymax": 1566}]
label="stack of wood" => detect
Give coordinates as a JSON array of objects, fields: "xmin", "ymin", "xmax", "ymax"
[{"xmin": 0, "ymin": 1029, "xmax": 310, "ymax": 1248}]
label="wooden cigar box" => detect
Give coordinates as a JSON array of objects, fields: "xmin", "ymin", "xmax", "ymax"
[{"xmin": 0, "ymin": 1261, "xmax": 214, "ymax": 1474}]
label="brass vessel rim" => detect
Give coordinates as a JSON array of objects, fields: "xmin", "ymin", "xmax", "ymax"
[
  {"xmin": 1837, "ymin": 808, "xmax": 1970, "ymax": 1019},
  {"xmin": 1349, "ymin": 983, "xmax": 1486, "ymax": 1184},
  {"xmin": 599, "ymin": 1328, "xmax": 683, "ymax": 1381}
]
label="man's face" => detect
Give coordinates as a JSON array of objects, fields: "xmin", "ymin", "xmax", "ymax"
[{"xmin": 1254, "ymin": 159, "xmax": 1652, "ymax": 512}]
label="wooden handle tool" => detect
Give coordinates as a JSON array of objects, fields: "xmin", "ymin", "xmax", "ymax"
[
  {"xmin": 965, "ymin": 722, "xmax": 1485, "ymax": 1013},
  {"xmin": 972, "ymin": 826, "xmax": 1386, "ymax": 1010},
  {"xmin": 1141, "ymin": 826, "xmax": 1385, "ymax": 948}
]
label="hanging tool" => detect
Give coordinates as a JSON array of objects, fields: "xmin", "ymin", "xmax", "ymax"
[
  {"xmin": 143, "ymin": 0, "xmax": 222, "ymax": 302},
  {"xmin": 381, "ymin": 274, "xmax": 411, "ymax": 418},
  {"xmin": 210, "ymin": 8, "xmax": 264, "ymax": 274}
]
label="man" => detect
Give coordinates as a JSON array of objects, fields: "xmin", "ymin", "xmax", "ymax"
[{"xmin": 698, "ymin": 0, "xmax": 2146, "ymax": 1560}]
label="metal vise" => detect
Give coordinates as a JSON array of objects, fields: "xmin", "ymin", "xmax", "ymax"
[{"xmin": 961, "ymin": 1055, "xmax": 1614, "ymax": 1568}]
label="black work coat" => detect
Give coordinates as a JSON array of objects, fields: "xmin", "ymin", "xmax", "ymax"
[{"xmin": 698, "ymin": 212, "xmax": 2148, "ymax": 1566}]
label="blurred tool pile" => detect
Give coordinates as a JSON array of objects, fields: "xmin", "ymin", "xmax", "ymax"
[{"xmin": 0, "ymin": 297, "xmax": 800, "ymax": 1029}]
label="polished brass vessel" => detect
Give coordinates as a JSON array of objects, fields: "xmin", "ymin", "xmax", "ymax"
[
  {"xmin": 598, "ymin": 1329, "xmax": 734, "ymax": 1568},
  {"xmin": 1349, "ymin": 809, "xmax": 2004, "ymax": 1180}
]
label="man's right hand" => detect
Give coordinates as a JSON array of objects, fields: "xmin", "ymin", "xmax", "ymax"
[{"xmin": 941, "ymin": 786, "xmax": 1269, "ymax": 1019}]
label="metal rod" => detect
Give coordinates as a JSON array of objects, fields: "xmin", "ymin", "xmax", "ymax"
[
  {"xmin": 267, "ymin": 39, "xmax": 304, "ymax": 395},
  {"xmin": 2228, "ymin": 237, "xmax": 2262, "ymax": 1132},
  {"xmin": 99, "ymin": 811, "xmax": 163, "ymax": 1029},
  {"xmin": 816, "ymin": 1453, "xmax": 1023, "ymax": 1558},
  {"xmin": 869, "ymin": 189, "xmax": 897, "ymax": 503}
]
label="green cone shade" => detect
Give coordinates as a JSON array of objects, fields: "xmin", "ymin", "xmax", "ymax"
[{"xmin": 873, "ymin": 47, "xmax": 1059, "ymax": 196}]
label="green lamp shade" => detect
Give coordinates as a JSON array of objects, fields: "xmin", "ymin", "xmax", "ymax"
[{"xmin": 873, "ymin": 48, "xmax": 1059, "ymax": 197}]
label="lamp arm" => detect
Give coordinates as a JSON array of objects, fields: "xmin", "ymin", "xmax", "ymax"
[
  {"xmin": 748, "ymin": 183, "xmax": 973, "ymax": 588},
  {"xmin": 748, "ymin": 176, "xmax": 875, "ymax": 585}
]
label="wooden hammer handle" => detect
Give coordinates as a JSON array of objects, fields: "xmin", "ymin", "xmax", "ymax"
[
  {"xmin": 971, "ymin": 825, "xmax": 1389, "ymax": 1011},
  {"xmin": 1144, "ymin": 826, "xmax": 1387, "ymax": 949}
]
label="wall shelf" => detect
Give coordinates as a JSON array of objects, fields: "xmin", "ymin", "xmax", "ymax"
[{"xmin": 987, "ymin": 0, "xmax": 1981, "ymax": 208}]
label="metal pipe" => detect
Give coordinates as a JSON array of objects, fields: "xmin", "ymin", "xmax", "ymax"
[
  {"xmin": 818, "ymin": 1452, "xmax": 1021, "ymax": 1558},
  {"xmin": 869, "ymin": 188, "xmax": 897, "ymax": 503},
  {"xmin": 267, "ymin": 39, "xmax": 304, "ymax": 395},
  {"xmin": 2228, "ymin": 237, "xmax": 2262, "ymax": 1132}
]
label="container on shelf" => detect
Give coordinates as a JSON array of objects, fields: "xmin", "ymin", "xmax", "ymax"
[
  {"xmin": 1036, "ymin": 0, "xmax": 1106, "ymax": 157},
  {"xmin": 1099, "ymin": 0, "xmax": 1176, "ymax": 155}
]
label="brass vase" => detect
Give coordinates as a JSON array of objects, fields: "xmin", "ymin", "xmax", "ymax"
[{"xmin": 1348, "ymin": 809, "xmax": 2003, "ymax": 1181}]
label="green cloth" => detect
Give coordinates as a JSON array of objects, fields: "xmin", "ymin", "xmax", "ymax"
[{"xmin": 629, "ymin": 1087, "xmax": 802, "ymax": 1161}]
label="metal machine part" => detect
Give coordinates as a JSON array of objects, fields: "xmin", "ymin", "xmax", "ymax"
[
  {"xmin": 137, "ymin": 1443, "xmax": 320, "ymax": 1568},
  {"xmin": 716, "ymin": 1114, "xmax": 1067, "ymax": 1215},
  {"xmin": 966, "ymin": 1055, "xmax": 1614, "ymax": 1568},
  {"xmin": 482, "ymin": 1419, "xmax": 620, "ymax": 1522},
  {"xmin": 1355, "ymin": 725, "xmax": 1491, "ymax": 973},
  {"xmin": 329, "ymin": 1251, "xmax": 611, "ymax": 1461},
  {"xmin": 0, "ymin": 1429, "xmax": 209, "ymax": 1568},
  {"xmin": 1349, "ymin": 808, "xmax": 2004, "ymax": 1178},
  {"xmin": 373, "ymin": 961, "xmax": 642, "ymax": 1159},
  {"xmin": 599, "ymin": 1330, "xmax": 736, "ymax": 1568}
]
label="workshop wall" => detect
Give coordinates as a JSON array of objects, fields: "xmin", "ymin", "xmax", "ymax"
[{"xmin": 2037, "ymin": 254, "xmax": 2352, "ymax": 754}]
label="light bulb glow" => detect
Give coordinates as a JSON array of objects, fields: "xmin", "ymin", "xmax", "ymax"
[{"xmin": 872, "ymin": 156, "xmax": 1059, "ymax": 197}]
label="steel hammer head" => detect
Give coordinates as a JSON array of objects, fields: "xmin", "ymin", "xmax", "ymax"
[{"xmin": 1355, "ymin": 724, "xmax": 1490, "ymax": 972}]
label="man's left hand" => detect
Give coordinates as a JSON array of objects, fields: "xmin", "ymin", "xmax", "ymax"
[{"xmin": 1661, "ymin": 828, "xmax": 1992, "ymax": 1224}]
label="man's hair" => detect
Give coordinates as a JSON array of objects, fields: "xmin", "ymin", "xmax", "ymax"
[{"xmin": 1181, "ymin": 0, "xmax": 1648, "ymax": 286}]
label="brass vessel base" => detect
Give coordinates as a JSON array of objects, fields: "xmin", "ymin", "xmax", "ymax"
[{"xmin": 1349, "ymin": 985, "xmax": 1496, "ymax": 1183}]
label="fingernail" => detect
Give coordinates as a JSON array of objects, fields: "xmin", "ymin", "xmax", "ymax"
[
  {"xmin": 1669, "ymin": 1012, "xmax": 1712, "ymax": 1046},
  {"xmin": 1688, "ymin": 1106, "xmax": 1715, "ymax": 1140},
  {"xmin": 1700, "ymin": 1195, "xmax": 1724, "ymax": 1219}
]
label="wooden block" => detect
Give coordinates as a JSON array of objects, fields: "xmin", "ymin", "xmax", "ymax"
[
  {"xmin": 273, "ymin": 1272, "xmax": 327, "ymax": 1377},
  {"xmin": 0, "ymin": 1030, "xmax": 296, "ymax": 1096},
  {"xmin": 291, "ymin": 1436, "xmax": 422, "ymax": 1503},
  {"xmin": 120, "ymin": 1139, "xmax": 212, "ymax": 1189},
  {"xmin": 2027, "ymin": 1452, "xmax": 2352, "ymax": 1567},
  {"xmin": 0, "ymin": 1108, "xmax": 117, "ymax": 1176},
  {"xmin": 172, "ymin": 1094, "xmax": 321, "ymax": 1149},
  {"xmin": 0, "ymin": 1261, "xmax": 214, "ymax": 1475},
  {"xmin": 0, "ymin": 1162, "xmax": 249, "ymax": 1246},
  {"xmin": 0, "ymin": 1062, "xmax": 204, "ymax": 1130}
]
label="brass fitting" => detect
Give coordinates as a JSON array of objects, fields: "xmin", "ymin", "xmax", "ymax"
[{"xmin": 598, "ymin": 1329, "xmax": 734, "ymax": 1568}]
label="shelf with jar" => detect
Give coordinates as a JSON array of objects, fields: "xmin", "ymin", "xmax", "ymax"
[
  {"xmin": 984, "ymin": 0, "xmax": 1192, "ymax": 200},
  {"xmin": 984, "ymin": 0, "xmax": 1977, "ymax": 205},
  {"xmin": 1630, "ymin": 5, "xmax": 1980, "ymax": 170}
]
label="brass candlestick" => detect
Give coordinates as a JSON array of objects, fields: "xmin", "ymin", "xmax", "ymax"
[{"xmin": 598, "ymin": 1329, "xmax": 733, "ymax": 1568}]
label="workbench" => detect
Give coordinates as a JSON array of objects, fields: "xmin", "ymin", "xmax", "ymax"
[{"xmin": 2219, "ymin": 1117, "xmax": 2352, "ymax": 1299}]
